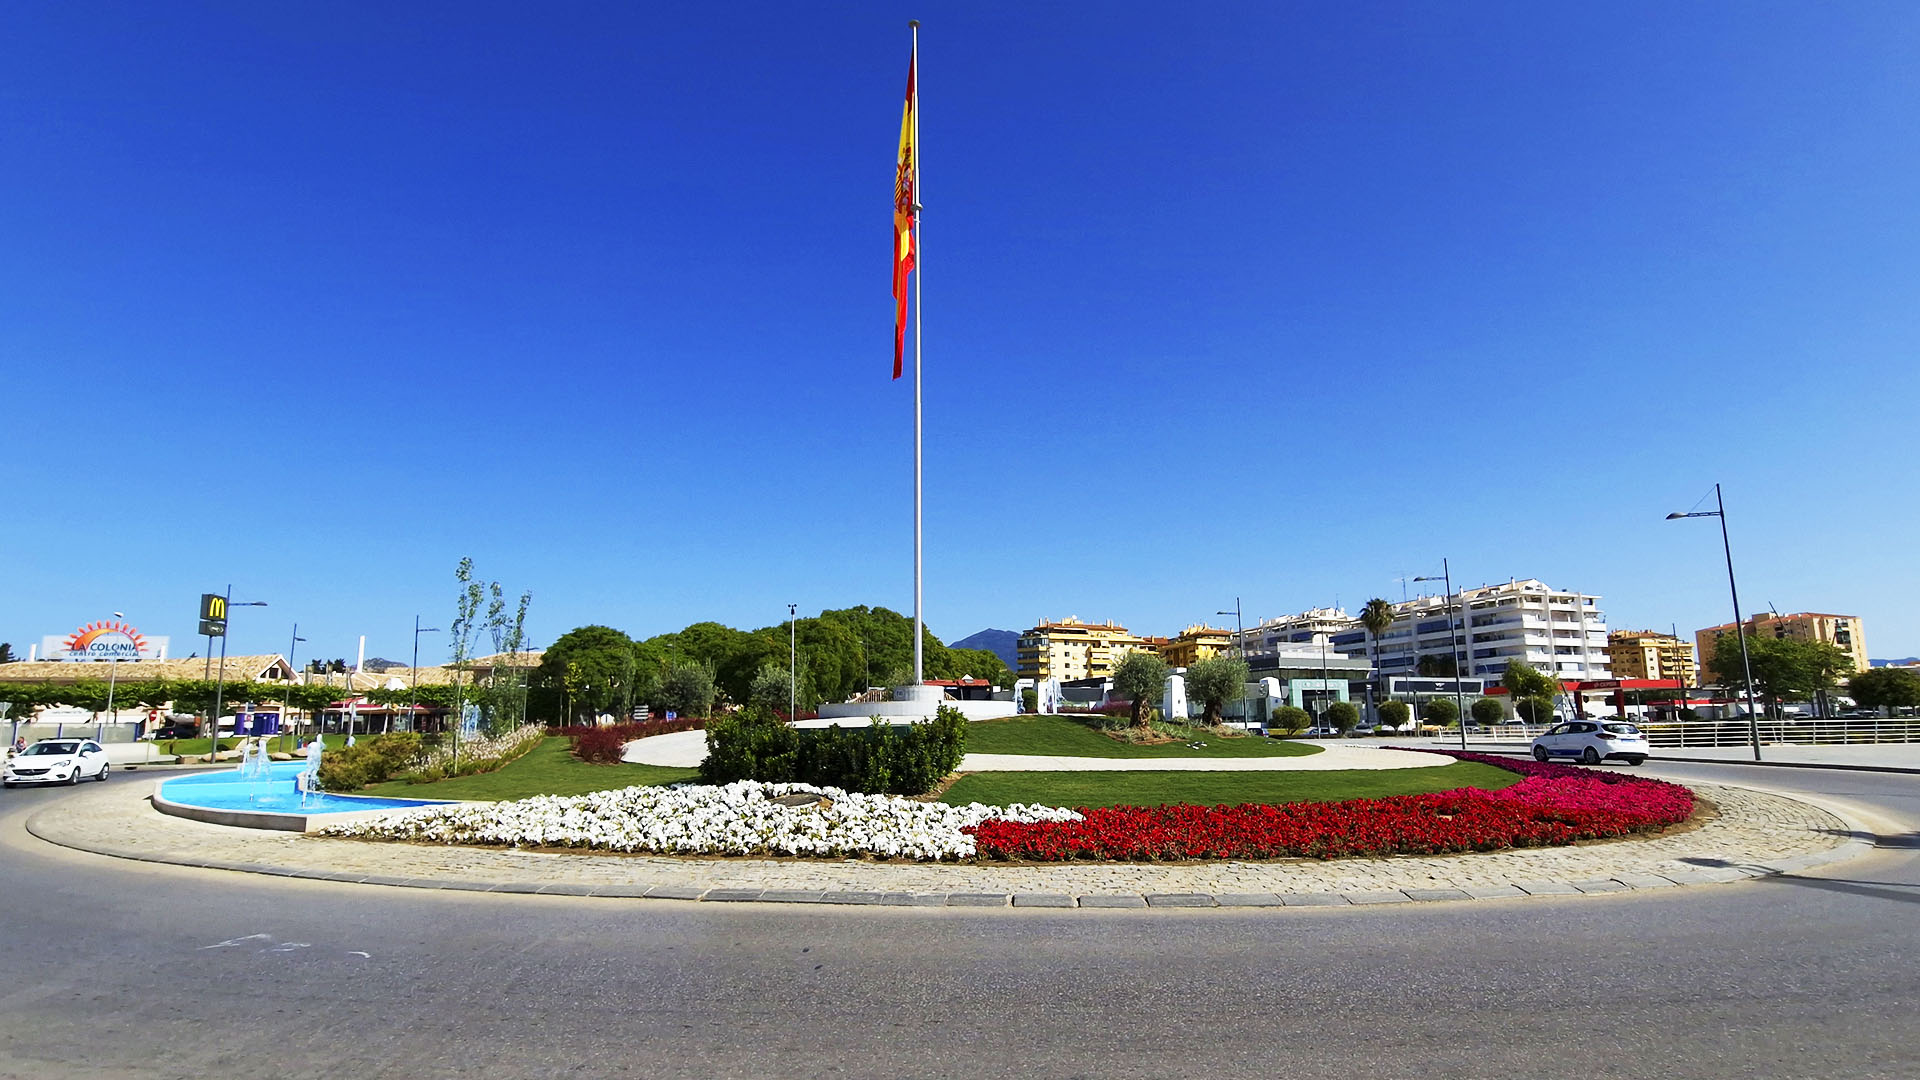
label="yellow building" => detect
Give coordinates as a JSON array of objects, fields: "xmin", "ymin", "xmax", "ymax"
[
  {"xmin": 1159, "ymin": 624, "xmax": 1234, "ymax": 668},
  {"xmin": 1695, "ymin": 612, "xmax": 1868, "ymax": 681},
  {"xmin": 1015, "ymin": 618, "xmax": 1156, "ymax": 682},
  {"xmin": 1606, "ymin": 631, "xmax": 1697, "ymax": 685}
]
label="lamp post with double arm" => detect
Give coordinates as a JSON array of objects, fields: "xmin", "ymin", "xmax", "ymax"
[
  {"xmin": 1668, "ymin": 484, "xmax": 1764, "ymax": 761},
  {"xmin": 1414, "ymin": 560, "xmax": 1470, "ymax": 750}
]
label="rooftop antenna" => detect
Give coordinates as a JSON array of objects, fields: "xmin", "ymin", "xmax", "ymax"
[{"xmin": 1394, "ymin": 573, "xmax": 1412, "ymax": 603}]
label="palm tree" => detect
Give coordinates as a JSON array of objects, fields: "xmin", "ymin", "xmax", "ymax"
[{"xmin": 1361, "ymin": 598, "xmax": 1395, "ymax": 725}]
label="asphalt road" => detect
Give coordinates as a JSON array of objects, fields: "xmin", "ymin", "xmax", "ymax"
[{"xmin": 0, "ymin": 763, "xmax": 1915, "ymax": 1080}]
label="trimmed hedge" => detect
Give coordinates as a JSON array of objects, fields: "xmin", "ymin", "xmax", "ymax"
[{"xmin": 699, "ymin": 705, "xmax": 967, "ymax": 795}]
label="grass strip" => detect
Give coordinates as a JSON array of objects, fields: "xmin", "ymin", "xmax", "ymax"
[
  {"xmin": 938, "ymin": 761, "xmax": 1519, "ymax": 810},
  {"xmin": 962, "ymin": 714, "xmax": 1321, "ymax": 759}
]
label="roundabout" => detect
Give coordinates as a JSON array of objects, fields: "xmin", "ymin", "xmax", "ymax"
[{"xmin": 20, "ymin": 747, "xmax": 1873, "ymax": 908}]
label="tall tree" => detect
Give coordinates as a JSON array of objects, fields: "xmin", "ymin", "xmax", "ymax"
[
  {"xmin": 1111, "ymin": 650, "xmax": 1169, "ymax": 728},
  {"xmin": 1360, "ymin": 598, "xmax": 1395, "ymax": 721},
  {"xmin": 1848, "ymin": 668, "xmax": 1920, "ymax": 716},
  {"xmin": 1710, "ymin": 634, "xmax": 1855, "ymax": 717},
  {"xmin": 533, "ymin": 625, "xmax": 637, "ymax": 723},
  {"xmin": 1186, "ymin": 655, "xmax": 1252, "ymax": 727}
]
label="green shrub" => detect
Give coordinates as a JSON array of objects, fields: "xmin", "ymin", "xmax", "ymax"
[
  {"xmin": 1378, "ymin": 700, "xmax": 1411, "ymax": 729},
  {"xmin": 1020, "ymin": 688, "xmax": 1039, "ymax": 713},
  {"xmin": 1272, "ymin": 705, "xmax": 1311, "ymax": 735},
  {"xmin": 1470, "ymin": 697, "xmax": 1506, "ymax": 725},
  {"xmin": 699, "ymin": 704, "xmax": 966, "ymax": 795},
  {"xmin": 1325, "ymin": 701, "xmax": 1361, "ymax": 732},
  {"xmin": 1422, "ymin": 697, "xmax": 1460, "ymax": 726},
  {"xmin": 315, "ymin": 733, "xmax": 422, "ymax": 792}
]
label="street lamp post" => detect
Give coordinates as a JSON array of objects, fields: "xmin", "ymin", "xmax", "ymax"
[
  {"xmin": 1216, "ymin": 599, "xmax": 1243, "ymax": 658},
  {"xmin": 207, "ymin": 588, "xmax": 268, "ymax": 753},
  {"xmin": 788, "ymin": 604, "xmax": 798, "ymax": 721},
  {"xmin": 104, "ymin": 611, "xmax": 125, "ymax": 737},
  {"xmin": 411, "ymin": 616, "xmax": 442, "ymax": 735},
  {"xmin": 1414, "ymin": 560, "xmax": 1470, "ymax": 750},
  {"xmin": 1668, "ymin": 483, "xmax": 1764, "ymax": 761},
  {"xmin": 287, "ymin": 623, "xmax": 307, "ymax": 738}
]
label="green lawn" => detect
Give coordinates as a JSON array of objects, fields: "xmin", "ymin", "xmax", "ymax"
[
  {"xmin": 362, "ymin": 737, "xmax": 696, "ymax": 801},
  {"xmin": 938, "ymin": 761, "xmax": 1519, "ymax": 809},
  {"xmin": 962, "ymin": 714, "xmax": 1322, "ymax": 759},
  {"xmin": 156, "ymin": 733, "xmax": 353, "ymax": 757}
]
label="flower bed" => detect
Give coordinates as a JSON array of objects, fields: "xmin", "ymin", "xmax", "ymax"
[
  {"xmin": 964, "ymin": 750, "xmax": 1694, "ymax": 861},
  {"xmin": 318, "ymin": 781, "xmax": 1080, "ymax": 861},
  {"xmin": 318, "ymin": 750, "xmax": 1693, "ymax": 863}
]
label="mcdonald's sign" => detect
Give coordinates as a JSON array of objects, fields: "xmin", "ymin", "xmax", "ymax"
[{"xmin": 199, "ymin": 593, "xmax": 228, "ymax": 638}]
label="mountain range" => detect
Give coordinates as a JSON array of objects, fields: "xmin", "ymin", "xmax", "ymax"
[{"xmin": 950, "ymin": 629, "xmax": 1018, "ymax": 668}]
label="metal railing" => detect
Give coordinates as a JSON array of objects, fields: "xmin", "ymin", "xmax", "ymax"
[{"xmin": 1467, "ymin": 718, "xmax": 1920, "ymax": 748}]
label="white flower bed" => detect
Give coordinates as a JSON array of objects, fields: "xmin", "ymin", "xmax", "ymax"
[{"xmin": 317, "ymin": 781, "xmax": 1081, "ymax": 861}]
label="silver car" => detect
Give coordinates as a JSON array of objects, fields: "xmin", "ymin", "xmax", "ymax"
[{"xmin": 1531, "ymin": 720, "xmax": 1650, "ymax": 766}]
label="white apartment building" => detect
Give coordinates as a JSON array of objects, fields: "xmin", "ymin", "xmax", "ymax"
[{"xmin": 1248, "ymin": 580, "xmax": 1613, "ymax": 683}]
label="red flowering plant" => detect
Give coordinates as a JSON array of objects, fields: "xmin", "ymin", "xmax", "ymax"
[{"xmin": 965, "ymin": 749, "xmax": 1693, "ymax": 862}]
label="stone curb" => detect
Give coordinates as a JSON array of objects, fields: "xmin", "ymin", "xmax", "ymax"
[{"xmin": 20, "ymin": 782, "xmax": 1882, "ymax": 913}]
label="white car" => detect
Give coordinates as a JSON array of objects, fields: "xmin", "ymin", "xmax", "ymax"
[
  {"xmin": 2, "ymin": 739, "xmax": 112, "ymax": 787},
  {"xmin": 1531, "ymin": 720, "xmax": 1649, "ymax": 766}
]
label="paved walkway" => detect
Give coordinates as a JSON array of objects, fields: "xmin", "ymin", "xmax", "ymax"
[
  {"xmin": 22, "ymin": 774, "xmax": 1872, "ymax": 910},
  {"xmin": 621, "ymin": 730, "xmax": 1441, "ymax": 771},
  {"xmin": 1347, "ymin": 738, "xmax": 1920, "ymax": 773}
]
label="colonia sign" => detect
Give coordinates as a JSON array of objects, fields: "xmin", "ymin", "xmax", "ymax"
[{"xmin": 42, "ymin": 620, "xmax": 169, "ymax": 662}]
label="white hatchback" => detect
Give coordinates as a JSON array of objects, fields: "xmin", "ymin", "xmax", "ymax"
[
  {"xmin": 2, "ymin": 739, "xmax": 112, "ymax": 787},
  {"xmin": 1531, "ymin": 720, "xmax": 1650, "ymax": 766}
]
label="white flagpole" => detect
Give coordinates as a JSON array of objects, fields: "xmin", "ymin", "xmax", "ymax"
[{"xmin": 910, "ymin": 19, "xmax": 924, "ymax": 687}]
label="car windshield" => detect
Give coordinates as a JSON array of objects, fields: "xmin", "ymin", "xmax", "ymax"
[
  {"xmin": 23, "ymin": 741, "xmax": 79, "ymax": 756},
  {"xmin": 1602, "ymin": 723, "xmax": 1640, "ymax": 735}
]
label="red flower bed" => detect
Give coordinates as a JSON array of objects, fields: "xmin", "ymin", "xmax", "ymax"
[
  {"xmin": 550, "ymin": 717, "xmax": 709, "ymax": 764},
  {"xmin": 965, "ymin": 749, "xmax": 1694, "ymax": 862}
]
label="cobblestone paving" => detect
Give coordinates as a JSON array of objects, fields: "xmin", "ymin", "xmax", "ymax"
[{"xmin": 24, "ymin": 779, "xmax": 1868, "ymax": 908}]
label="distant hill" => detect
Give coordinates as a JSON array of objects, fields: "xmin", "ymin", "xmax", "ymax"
[
  {"xmin": 950, "ymin": 629, "xmax": 1018, "ymax": 668},
  {"xmin": 362, "ymin": 657, "xmax": 408, "ymax": 673},
  {"xmin": 1871, "ymin": 657, "xmax": 1918, "ymax": 668}
]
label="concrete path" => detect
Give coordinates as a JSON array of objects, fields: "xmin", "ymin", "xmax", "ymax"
[
  {"xmin": 621, "ymin": 730, "xmax": 1441, "ymax": 771},
  {"xmin": 1345, "ymin": 737, "xmax": 1920, "ymax": 773}
]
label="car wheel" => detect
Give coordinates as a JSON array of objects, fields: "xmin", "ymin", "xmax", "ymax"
[
  {"xmin": 97, "ymin": 763, "xmax": 110, "ymax": 781},
  {"xmin": 67, "ymin": 769, "xmax": 82, "ymax": 786},
  {"xmin": 1532, "ymin": 746, "xmax": 1549, "ymax": 762},
  {"xmin": 1580, "ymin": 746, "xmax": 1601, "ymax": 765}
]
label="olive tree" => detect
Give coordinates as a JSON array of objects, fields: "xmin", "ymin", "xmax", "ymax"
[
  {"xmin": 1185, "ymin": 655, "xmax": 1251, "ymax": 728},
  {"xmin": 1111, "ymin": 650, "xmax": 1170, "ymax": 728},
  {"xmin": 1470, "ymin": 697, "xmax": 1506, "ymax": 726}
]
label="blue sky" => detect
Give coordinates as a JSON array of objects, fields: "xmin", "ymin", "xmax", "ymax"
[{"xmin": 4, "ymin": 2, "xmax": 1917, "ymax": 665}]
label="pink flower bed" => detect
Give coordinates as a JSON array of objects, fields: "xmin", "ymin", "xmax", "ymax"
[{"xmin": 964, "ymin": 749, "xmax": 1693, "ymax": 862}]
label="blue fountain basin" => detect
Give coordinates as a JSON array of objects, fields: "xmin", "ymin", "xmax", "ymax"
[{"xmin": 154, "ymin": 761, "xmax": 450, "ymax": 830}]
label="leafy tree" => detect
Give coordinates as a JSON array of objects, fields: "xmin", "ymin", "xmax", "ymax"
[
  {"xmin": 1502, "ymin": 662, "xmax": 1560, "ymax": 701},
  {"xmin": 1709, "ymin": 634, "xmax": 1853, "ymax": 717},
  {"xmin": 1324, "ymin": 700, "xmax": 1361, "ymax": 733},
  {"xmin": 656, "ymin": 660, "xmax": 716, "ymax": 718},
  {"xmin": 0, "ymin": 642, "xmax": 14, "ymax": 664},
  {"xmin": 1378, "ymin": 700, "xmax": 1411, "ymax": 730},
  {"xmin": 1848, "ymin": 668, "xmax": 1920, "ymax": 715},
  {"xmin": 1515, "ymin": 696, "xmax": 1554, "ymax": 724},
  {"xmin": 749, "ymin": 662, "xmax": 793, "ymax": 712},
  {"xmin": 532, "ymin": 625, "xmax": 636, "ymax": 724},
  {"xmin": 1185, "ymin": 655, "xmax": 1250, "ymax": 727},
  {"xmin": 1470, "ymin": 697, "xmax": 1506, "ymax": 726},
  {"xmin": 1272, "ymin": 704, "xmax": 1311, "ymax": 735},
  {"xmin": 1360, "ymin": 598, "xmax": 1395, "ymax": 718},
  {"xmin": 1111, "ymin": 650, "xmax": 1170, "ymax": 727},
  {"xmin": 1422, "ymin": 697, "xmax": 1460, "ymax": 727},
  {"xmin": 944, "ymin": 647, "xmax": 1013, "ymax": 688}
]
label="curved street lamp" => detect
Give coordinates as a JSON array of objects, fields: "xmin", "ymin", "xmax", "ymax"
[{"xmin": 1667, "ymin": 484, "xmax": 1764, "ymax": 761}]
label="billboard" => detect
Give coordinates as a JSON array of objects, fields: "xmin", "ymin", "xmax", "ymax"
[{"xmin": 42, "ymin": 620, "xmax": 170, "ymax": 662}]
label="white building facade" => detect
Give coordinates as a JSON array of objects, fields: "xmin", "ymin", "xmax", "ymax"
[{"xmin": 1248, "ymin": 580, "xmax": 1613, "ymax": 684}]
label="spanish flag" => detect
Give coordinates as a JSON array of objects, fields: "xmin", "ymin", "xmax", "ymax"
[{"xmin": 892, "ymin": 52, "xmax": 917, "ymax": 379}]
